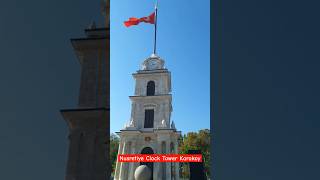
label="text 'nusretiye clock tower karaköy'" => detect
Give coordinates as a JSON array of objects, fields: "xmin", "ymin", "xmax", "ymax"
[{"xmin": 114, "ymin": 54, "xmax": 181, "ymax": 180}]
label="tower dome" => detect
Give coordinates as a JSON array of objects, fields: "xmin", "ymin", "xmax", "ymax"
[{"xmin": 141, "ymin": 54, "xmax": 165, "ymax": 70}]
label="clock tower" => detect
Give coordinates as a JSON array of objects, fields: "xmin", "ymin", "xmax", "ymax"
[
  {"xmin": 114, "ymin": 54, "xmax": 181, "ymax": 180},
  {"xmin": 60, "ymin": 1, "xmax": 110, "ymax": 180}
]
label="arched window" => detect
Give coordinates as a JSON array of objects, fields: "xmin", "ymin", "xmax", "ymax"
[{"xmin": 146, "ymin": 81, "xmax": 155, "ymax": 96}]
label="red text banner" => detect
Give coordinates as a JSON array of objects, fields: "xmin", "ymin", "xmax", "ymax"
[{"xmin": 117, "ymin": 154, "xmax": 202, "ymax": 163}]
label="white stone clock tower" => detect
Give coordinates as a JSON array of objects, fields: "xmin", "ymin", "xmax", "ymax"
[{"xmin": 114, "ymin": 54, "xmax": 181, "ymax": 180}]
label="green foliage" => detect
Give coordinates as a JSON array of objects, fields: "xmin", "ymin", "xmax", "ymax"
[
  {"xmin": 179, "ymin": 129, "xmax": 211, "ymax": 178},
  {"xmin": 110, "ymin": 133, "xmax": 119, "ymax": 174}
]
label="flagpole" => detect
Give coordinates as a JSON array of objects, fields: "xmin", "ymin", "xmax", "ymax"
[{"xmin": 153, "ymin": 0, "xmax": 158, "ymax": 55}]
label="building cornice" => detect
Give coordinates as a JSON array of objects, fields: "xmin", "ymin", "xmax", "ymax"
[{"xmin": 129, "ymin": 94, "xmax": 171, "ymax": 100}]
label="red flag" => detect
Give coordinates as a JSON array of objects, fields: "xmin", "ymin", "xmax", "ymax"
[{"xmin": 124, "ymin": 12, "xmax": 155, "ymax": 27}]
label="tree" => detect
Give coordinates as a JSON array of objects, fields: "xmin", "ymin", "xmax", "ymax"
[
  {"xmin": 110, "ymin": 133, "xmax": 119, "ymax": 175},
  {"xmin": 179, "ymin": 129, "xmax": 211, "ymax": 178}
]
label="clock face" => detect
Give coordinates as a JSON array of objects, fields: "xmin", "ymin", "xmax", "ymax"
[
  {"xmin": 141, "ymin": 56, "xmax": 164, "ymax": 70},
  {"xmin": 148, "ymin": 60, "xmax": 158, "ymax": 69}
]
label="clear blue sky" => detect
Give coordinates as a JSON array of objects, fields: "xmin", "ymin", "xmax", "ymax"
[{"xmin": 110, "ymin": 0, "xmax": 210, "ymax": 134}]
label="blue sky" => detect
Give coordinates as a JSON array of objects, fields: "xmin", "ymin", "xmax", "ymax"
[{"xmin": 110, "ymin": 0, "xmax": 210, "ymax": 134}]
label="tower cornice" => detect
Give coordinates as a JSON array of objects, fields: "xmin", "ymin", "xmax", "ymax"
[
  {"xmin": 129, "ymin": 94, "xmax": 171, "ymax": 100},
  {"xmin": 133, "ymin": 69, "xmax": 169, "ymax": 76}
]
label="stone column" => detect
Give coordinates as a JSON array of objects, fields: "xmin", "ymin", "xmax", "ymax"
[
  {"xmin": 128, "ymin": 141, "xmax": 136, "ymax": 180},
  {"xmin": 161, "ymin": 141, "xmax": 166, "ymax": 179},
  {"xmin": 166, "ymin": 141, "xmax": 171, "ymax": 179},
  {"xmin": 114, "ymin": 138, "xmax": 124, "ymax": 179},
  {"xmin": 152, "ymin": 145, "xmax": 159, "ymax": 180},
  {"xmin": 119, "ymin": 140, "xmax": 130, "ymax": 180},
  {"xmin": 155, "ymin": 141, "xmax": 164, "ymax": 179},
  {"xmin": 123, "ymin": 141, "xmax": 130, "ymax": 179},
  {"xmin": 157, "ymin": 103, "xmax": 164, "ymax": 128},
  {"xmin": 174, "ymin": 142, "xmax": 180, "ymax": 180},
  {"xmin": 118, "ymin": 141, "xmax": 126, "ymax": 180},
  {"xmin": 138, "ymin": 103, "xmax": 143, "ymax": 129},
  {"xmin": 131, "ymin": 103, "xmax": 136, "ymax": 127},
  {"xmin": 164, "ymin": 104, "xmax": 170, "ymax": 127}
]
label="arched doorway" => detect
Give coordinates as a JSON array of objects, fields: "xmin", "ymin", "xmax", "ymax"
[{"xmin": 141, "ymin": 147, "xmax": 154, "ymax": 180}]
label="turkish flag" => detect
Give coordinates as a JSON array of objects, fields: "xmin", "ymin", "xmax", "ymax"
[{"xmin": 124, "ymin": 12, "xmax": 155, "ymax": 27}]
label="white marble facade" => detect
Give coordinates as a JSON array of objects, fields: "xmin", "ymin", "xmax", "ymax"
[{"xmin": 114, "ymin": 55, "xmax": 181, "ymax": 180}]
